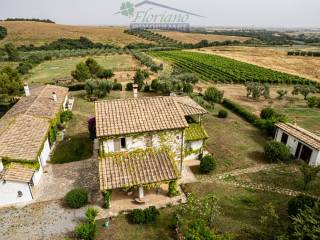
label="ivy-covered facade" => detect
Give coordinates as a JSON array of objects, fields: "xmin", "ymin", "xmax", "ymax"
[
  {"xmin": 0, "ymin": 84, "xmax": 70, "ymax": 206},
  {"xmin": 95, "ymin": 95, "xmax": 208, "ymax": 205}
]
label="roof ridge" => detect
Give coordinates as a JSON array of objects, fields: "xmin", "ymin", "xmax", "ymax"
[
  {"xmin": 24, "ymin": 85, "xmax": 49, "ymax": 117},
  {"xmin": 287, "ymin": 123, "xmax": 320, "ymax": 140}
]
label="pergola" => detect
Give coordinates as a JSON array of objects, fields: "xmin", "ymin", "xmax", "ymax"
[{"xmin": 99, "ymin": 149, "xmax": 179, "ymax": 201}]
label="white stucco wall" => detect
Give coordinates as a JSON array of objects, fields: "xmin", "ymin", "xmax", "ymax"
[
  {"xmin": 38, "ymin": 138, "xmax": 51, "ymax": 167},
  {"xmin": 0, "ymin": 180, "xmax": 33, "ymax": 206},
  {"xmin": 0, "ymin": 160, "xmax": 3, "ymax": 172},
  {"xmin": 101, "ymin": 130, "xmax": 184, "ymax": 160},
  {"xmin": 190, "ymin": 140, "xmax": 204, "ymax": 151},
  {"xmin": 275, "ymin": 128, "xmax": 320, "ymax": 166},
  {"xmin": 32, "ymin": 165, "xmax": 43, "ymax": 186},
  {"xmin": 184, "ymin": 140, "xmax": 204, "ymax": 161}
]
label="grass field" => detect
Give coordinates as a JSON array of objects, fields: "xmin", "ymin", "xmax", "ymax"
[
  {"xmin": 153, "ymin": 30, "xmax": 251, "ymax": 44},
  {"xmin": 202, "ymin": 104, "xmax": 266, "ymax": 173},
  {"xmin": 235, "ymin": 164, "xmax": 320, "ymax": 197},
  {"xmin": 215, "ymin": 84, "xmax": 320, "ymax": 133},
  {"xmin": 192, "ymin": 46, "xmax": 320, "ymax": 82},
  {"xmin": 0, "ymin": 21, "xmax": 152, "ymax": 47},
  {"xmin": 26, "ymin": 54, "xmax": 139, "ymax": 84}
]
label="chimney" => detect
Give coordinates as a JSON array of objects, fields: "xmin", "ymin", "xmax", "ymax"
[
  {"xmin": 133, "ymin": 84, "xmax": 138, "ymax": 98},
  {"xmin": 52, "ymin": 92, "xmax": 57, "ymax": 102},
  {"xmin": 24, "ymin": 83, "xmax": 30, "ymax": 97}
]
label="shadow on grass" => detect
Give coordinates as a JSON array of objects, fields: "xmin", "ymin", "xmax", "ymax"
[{"xmin": 51, "ymin": 133, "xmax": 93, "ymax": 164}]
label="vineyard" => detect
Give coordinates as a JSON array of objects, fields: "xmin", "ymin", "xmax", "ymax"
[{"xmin": 150, "ymin": 51, "xmax": 317, "ymax": 86}]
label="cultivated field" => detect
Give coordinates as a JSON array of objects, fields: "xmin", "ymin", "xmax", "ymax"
[
  {"xmin": 26, "ymin": 54, "xmax": 139, "ymax": 85},
  {"xmin": 192, "ymin": 46, "xmax": 320, "ymax": 82},
  {"xmin": 0, "ymin": 21, "xmax": 152, "ymax": 47},
  {"xmin": 153, "ymin": 30, "xmax": 251, "ymax": 44},
  {"xmin": 150, "ymin": 50, "xmax": 311, "ymax": 84}
]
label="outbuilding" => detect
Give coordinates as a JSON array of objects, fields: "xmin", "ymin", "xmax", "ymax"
[{"xmin": 275, "ymin": 123, "xmax": 320, "ymax": 166}]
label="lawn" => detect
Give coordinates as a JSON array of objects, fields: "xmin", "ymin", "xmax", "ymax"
[
  {"xmin": 26, "ymin": 54, "xmax": 138, "ymax": 85},
  {"xmin": 200, "ymin": 104, "xmax": 266, "ymax": 173},
  {"xmin": 235, "ymin": 163, "xmax": 320, "ymax": 197},
  {"xmin": 96, "ymin": 182, "xmax": 291, "ymax": 240},
  {"xmin": 183, "ymin": 182, "xmax": 291, "ymax": 238},
  {"xmin": 97, "ymin": 207, "xmax": 176, "ymax": 240}
]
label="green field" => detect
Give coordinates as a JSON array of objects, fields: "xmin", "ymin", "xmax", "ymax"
[
  {"xmin": 26, "ymin": 54, "xmax": 138, "ymax": 85},
  {"xmin": 150, "ymin": 50, "xmax": 315, "ymax": 85}
]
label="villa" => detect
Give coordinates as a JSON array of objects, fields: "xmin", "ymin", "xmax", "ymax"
[
  {"xmin": 95, "ymin": 87, "xmax": 208, "ymax": 201},
  {"xmin": 0, "ymin": 84, "xmax": 70, "ymax": 206}
]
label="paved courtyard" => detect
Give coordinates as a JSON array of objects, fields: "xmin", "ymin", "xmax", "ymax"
[{"xmin": 0, "ymin": 160, "xmax": 196, "ymax": 240}]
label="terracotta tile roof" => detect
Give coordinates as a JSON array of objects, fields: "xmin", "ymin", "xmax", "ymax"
[
  {"xmin": 276, "ymin": 123, "xmax": 320, "ymax": 150},
  {"xmin": 0, "ymin": 85, "xmax": 68, "ymax": 161},
  {"xmin": 3, "ymin": 163, "xmax": 35, "ymax": 183},
  {"xmin": 173, "ymin": 96, "xmax": 208, "ymax": 116},
  {"xmin": 99, "ymin": 149, "xmax": 179, "ymax": 190},
  {"xmin": 95, "ymin": 96, "xmax": 189, "ymax": 137}
]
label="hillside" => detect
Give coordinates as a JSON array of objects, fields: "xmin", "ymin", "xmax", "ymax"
[
  {"xmin": 153, "ymin": 30, "xmax": 251, "ymax": 44},
  {"xmin": 0, "ymin": 21, "xmax": 152, "ymax": 47}
]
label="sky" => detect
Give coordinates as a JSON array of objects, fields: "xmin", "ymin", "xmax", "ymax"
[{"xmin": 0, "ymin": 0, "xmax": 319, "ymax": 28}]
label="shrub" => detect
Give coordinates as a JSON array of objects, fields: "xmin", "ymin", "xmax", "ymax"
[
  {"xmin": 144, "ymin": 206, "xmax": 160, "ymax": 223},
  {"xmin": 128, "ymin": 209, "xmax": 145, "ymax": 224},
  {"xmin": 126, "ymin": 82, "xmax": 133, "ymax": 91},
  {"xmin": 60, "ymin": 110, "xmax": 73, "ymax": 123},
  {"xmin": 75, "ymin": 223, "xmax": 91, "ymax": 240},
  {"xmin": 260, "ymin": 107, "xmax": 277, "ymax": 120},
  {"xmin": 307, "ymin": 96, "xmax": 319, "ymax": 108},
  {"xmin": 300, "ymin": 165, "xmax": 320, "ymax": 190},
  {"xmin": 264, "ymin": 141, "xmax": 291, "ymax": 163},
  {"xmin": 168, "ymin": 180, "xmax": 179, "ymax": 197},
  {"xmin": 64, "ymin": 188, "xmax": 88, "ymax": 208},
  {"xmin": 218, "ymin": 109, "xmax": 228, "ymax": 118},
  {"xmin": 102, "ymin": 190, "xmax": 112, "ymax": 209},
  {"xmin": 128, "ymin": 206, "xmax": 160, "ymax": 224},
  {"xmin": 288, "ymin": 194, "xmax": 318, "ymax": 217},
  {"xmin": 200, "ymin": 155, "xmax": 216, "ymax": 174},
  {"xmin": 183, "ymin": 83, "xmax": 193, "ymax": 94},
  {"xmin": 112, "ymin": 81, "xmax": 122, "ymax": 91},
  {"xmin": 204, "ymin": 87, "xmax": 224, "ymax": 103}
]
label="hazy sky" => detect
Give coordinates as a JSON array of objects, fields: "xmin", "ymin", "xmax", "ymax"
[{"xmin": 0, "ymin": 0, "xmax": 319, "ymax": 28}]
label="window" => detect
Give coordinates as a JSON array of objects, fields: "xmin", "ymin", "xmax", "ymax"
[
  {"xmin": 17, "ymin": 191, "xmax": 23, "ymax": 198},
  {"xmin": 121, "ymin": 138, "xmax": 126, "ymax": 149},
  {"xmin": 281, "ymin": 133, "xmax": 289, "ymax": 144}
]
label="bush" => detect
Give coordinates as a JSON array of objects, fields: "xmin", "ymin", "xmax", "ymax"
[
  {"xmin": 307, "ymin": 96, "xmax": 319, "ymax": 108},
  {"xmin": 75, "ymin": 223, "xmax": 91, "ymax": 240},
  {"xmin": 126, "ymin": 82, "xmax": 133, "ymax": 91},
  {"xmin": 168, "ymin": 180, "xmax": 179, "ymax": 197},
  {"xmin": 128, "ymin": 206, "xmax": 160, "ymax": 224},
  {"xmin": 128, "ymin": 209, "xmax": 145, "ymax": 224},
  {"xmin": 183, "ymin": 83, "xmax": 193, "ymax": 94},
  {"xmin": 65, "ymin": 188, "xmax": 88, "ymax": 208},
  {"xmin": 260, "ymin": 107, "xmax": 277, "ymax": 120},
  {"xmin": 112, "ymin": 81, "xmax": 122, "ymax": 91},
  {"xmin": 102, "ymin": 190, "xmax": 112, "ymax": 209},
  {"xmin": 200, "ymin": 155, "xmax": 216, "ymax": 174},
  {"xmin": 218, "ymin": 109, "xmax": 228, "ymax": 118},
  {"xmin": 60, "ymin": 110, "xmax": 73, "ymax": 123},
  {"xmin": 144, "ymin": 206, "xmax": 160, "ymax": 223},
  {"xmin": 264, "ymin": 141, "xmax": 291, "ymax": 163},
  {"xmin": 287, "ymin": 194, "xmax": 318, "ymax": 217},
  {"xmin": 204, "ymin": 87, "xmax": 224, "ymax": 103}
]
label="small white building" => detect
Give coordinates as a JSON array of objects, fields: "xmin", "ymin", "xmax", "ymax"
[
  {"xmin": 275, "ymin": 123, "xmax": 320, "ymax": 166},
  {"xmin": 0, "ymin": 84, "xmax": 70, "ymax": 206}
]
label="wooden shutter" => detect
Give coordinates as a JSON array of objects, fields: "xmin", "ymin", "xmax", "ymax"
[{"xmin": 114, "ymin": 139, "xmax": 121, "ymax": 152}]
